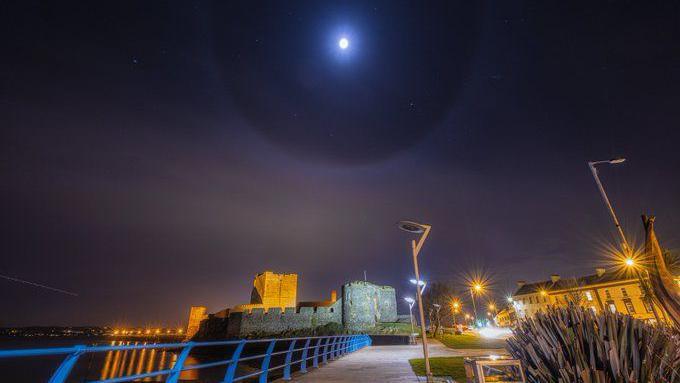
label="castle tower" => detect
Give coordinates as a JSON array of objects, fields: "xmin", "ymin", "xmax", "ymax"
[
  {"xmin": 232, "ymin": 271, "xmax": 298, "ymax": 312},
  {"xmin": 251, "ymin": 271, "xmax": 298, "ymax": 308},
  {"xmin": 185, "ymin": 306, "xmax": 207, "ymax": 340}
]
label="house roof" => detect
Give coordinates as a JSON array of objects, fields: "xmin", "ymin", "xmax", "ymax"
[{"xmin": 513, "ymin": 270, "xmax": 633, "ymax": 296}]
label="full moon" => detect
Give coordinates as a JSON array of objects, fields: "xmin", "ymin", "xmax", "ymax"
[{"xmin": 338, "ymin": 37, "xmax": 349, "ymax": 49}]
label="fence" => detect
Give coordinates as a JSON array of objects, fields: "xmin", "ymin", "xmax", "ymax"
[{"xmin": 0, "ymin": 334, "xmax": 371, "ymax": 383}]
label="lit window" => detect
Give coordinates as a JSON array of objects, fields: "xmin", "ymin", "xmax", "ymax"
[
  {"xmin": 585, "ymin": 291, "xmax": 593, "ymax": 301},
  {"xmin": 608, "ymin": 303, "xmax": 616, "ymax": 313}
]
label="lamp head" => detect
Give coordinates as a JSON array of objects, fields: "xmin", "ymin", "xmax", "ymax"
[
  {"xmin": 397, "ymin": 220, "xmax": 429, "ymax": 234},
  {"xmin": 404, "ymin": 297, "xmax": 415, "ymax": 304},
  {"xmin": 609, "ymin": 158, "xmax": 626, "ymax": 164}
]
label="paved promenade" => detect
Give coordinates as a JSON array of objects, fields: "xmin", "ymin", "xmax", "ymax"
[{"xmin": 285, "ymin": 339, "xmax": 507, "ymax": 383}]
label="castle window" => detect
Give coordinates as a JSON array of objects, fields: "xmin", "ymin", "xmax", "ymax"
[
  {"xmin": 585, "ymin": 291, "xmax": 593, "ymax": 301},
  {"xmin": 330, "ymin": 308, "xmax": 334, "ymax": 313},
  {"xmin": 623, "ymin": 298, "xmax": 635, "ymax": 314},
  {"xmin": 621, "ymin": 288, "xmax": 629, "ymax": 297},
  {"xmin": 605, "ymin": 290, "xmax": 612, "ymax": 300}
]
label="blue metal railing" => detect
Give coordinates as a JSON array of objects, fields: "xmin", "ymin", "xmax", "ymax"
[{"xmin": 0, "ymin": 334, "xmax": 371, "ymax": 383}]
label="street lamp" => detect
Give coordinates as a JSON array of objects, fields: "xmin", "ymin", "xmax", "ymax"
[
  {"xmin": 432, "ymin": 303, "xmax": 442, "ymax": 336},
  {"xmin": 588, "ymin": 158, "xmax": 662, "ymax": 323},
  {"xmin": 404, "ymin": 297, "xmax": 416, "ymax": 335},
  {"xmin": 398, "ymin": 220, "xmax": 432, "ymax": 380},
  {"xmin": 451, "ymin": 300, "xmax": 461, "ymax": 324},
  {"xmin": 469, "ymin": 281, "xmax": 485, "ymax": 325},
  {"xmin": 588, "ymin": 158, "xmax": 630, "ymax": 255}
]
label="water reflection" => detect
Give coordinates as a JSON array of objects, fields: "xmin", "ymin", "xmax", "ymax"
[{"xmin": 98, "ymin": 341, "xmax": 198, "ymax": 381}]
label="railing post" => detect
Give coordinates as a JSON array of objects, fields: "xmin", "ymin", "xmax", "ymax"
[
  {"xmin": 335, "ymin": 336, "xmax": 344, "ymax": 357},
  {"xmin": 258, "ymin": 340, "xmax": 277, "ymax": 383},
  {"xmin": 328, "ymin": 337, "xmax": 338, "ymax": 361},
  {"xmin": 321, "ymin": 337, "xmax": 330, "ymax": 364},
  {"xmin": 48, "ymin": 345, "xmax": 85, "ymax": 383},
  {"xmin": 167, "ymin": 342, "xmax": 194, "ymax": 383},
  {"xmin": 223, "ymin": 340, "xmax": 246, "ymax": 383},
  {"xmin": 299, "ymin": 338, "xmax": 312, "ymax": 374},
  {"xmin": 282, "ymin": 339, "xmax": 297, "ymax": 380},
  {"xmin": 312, "ymin": 337, "xmax": 323, "ymax": 368},
  {"xmin": 340, "ymin": 336, "xmax": 349, "ymax": 355}
]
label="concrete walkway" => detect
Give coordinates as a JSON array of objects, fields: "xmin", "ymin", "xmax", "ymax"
[{"xmin": 284, "ymin": 339, "xmax": 507, "ymax": 383}]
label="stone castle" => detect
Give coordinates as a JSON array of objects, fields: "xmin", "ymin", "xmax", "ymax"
[{"xmin": 186, "ymin": 271, "xmax": 397, "ymax": 339}]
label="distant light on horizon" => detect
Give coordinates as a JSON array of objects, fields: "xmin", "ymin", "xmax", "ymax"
[
  {"xmin": 479, "ymin": 326, "xmax": 512, "ymax": 339},
  {"xmin": 338, "ymin": 37, "xmax": 349, "ymax": 49}
]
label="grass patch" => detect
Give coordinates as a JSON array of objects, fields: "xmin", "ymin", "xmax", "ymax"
[
  {"xmin": 409, "ymin": 357, "xmax": 466, "ymax": 380},
  {"xmin": 437, "ymin": 333, "xmax": 507, "ymax": 349}
]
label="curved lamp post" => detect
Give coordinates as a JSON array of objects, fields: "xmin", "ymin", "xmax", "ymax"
[
  {"xmin": 588, "ymin": 158, "xmax": 630, "ymax": 254},
  {"xmin": 404, "ymin": 297, "xmax": 416, "ymax": 335},
  {"xmin": 398, "ymin": 220, "xmax": 432, "ymax": 380}
]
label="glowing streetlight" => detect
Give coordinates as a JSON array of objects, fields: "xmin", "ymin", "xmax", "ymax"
[
  {"xmin": 625, "ymin": 258, "xmax": 635, "ymax": 267},
  {"xmin": 410, "ymin": 279, "xmax": 428, "ymax": 294},
  {"xmin": 398, "ymin": 220, "xmax": 432, "ymax": 380},
  {"xmin": 404, "ymin": 297, "xmax": 416, "ymax": 335},
  {"xmin": 506, "ymin": 296, "xmax": 514, "ymax": 303},
  {"xmin": 468, "ymin": 280, "xmax": 486, "ymax": 324},
  {"xmin": 338, "ymin": 37, "xmax": 349, "ymax": 49}
]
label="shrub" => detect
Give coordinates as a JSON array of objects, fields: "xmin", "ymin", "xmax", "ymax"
[{"xmin": 508, "ymin": 304, "xmax": 680, "ymax": 382}]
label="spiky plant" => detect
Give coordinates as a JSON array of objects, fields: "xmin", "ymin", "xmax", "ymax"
[{"xmin": 508, "ymin": 305, "xmax": 680, "ymax": 382}]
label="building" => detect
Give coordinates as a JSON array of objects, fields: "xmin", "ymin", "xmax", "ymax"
[
  {"xmin": 493, "ymin": 307, "xmax": 516, "ymax": 327},
  {"xmin": 511, "ymin": 268, "xmax": 671, "ymax": 324},
  {"xmin": 186, "ymin": 271, "xmax": 398, "ymax": 339}
]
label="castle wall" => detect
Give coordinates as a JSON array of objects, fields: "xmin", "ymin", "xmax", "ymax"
[
  {"xmin": 227, "ymin": 299, "xmax": 342, "ymax": 337},
  {"xmin": 378, "ymin": 286, "xmax": 398, "ymax": 322}
]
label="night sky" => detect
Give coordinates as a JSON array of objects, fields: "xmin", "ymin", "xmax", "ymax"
[{"xmin": 2, "ymin": 1, "xmax": 680, "ymax": 327}]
